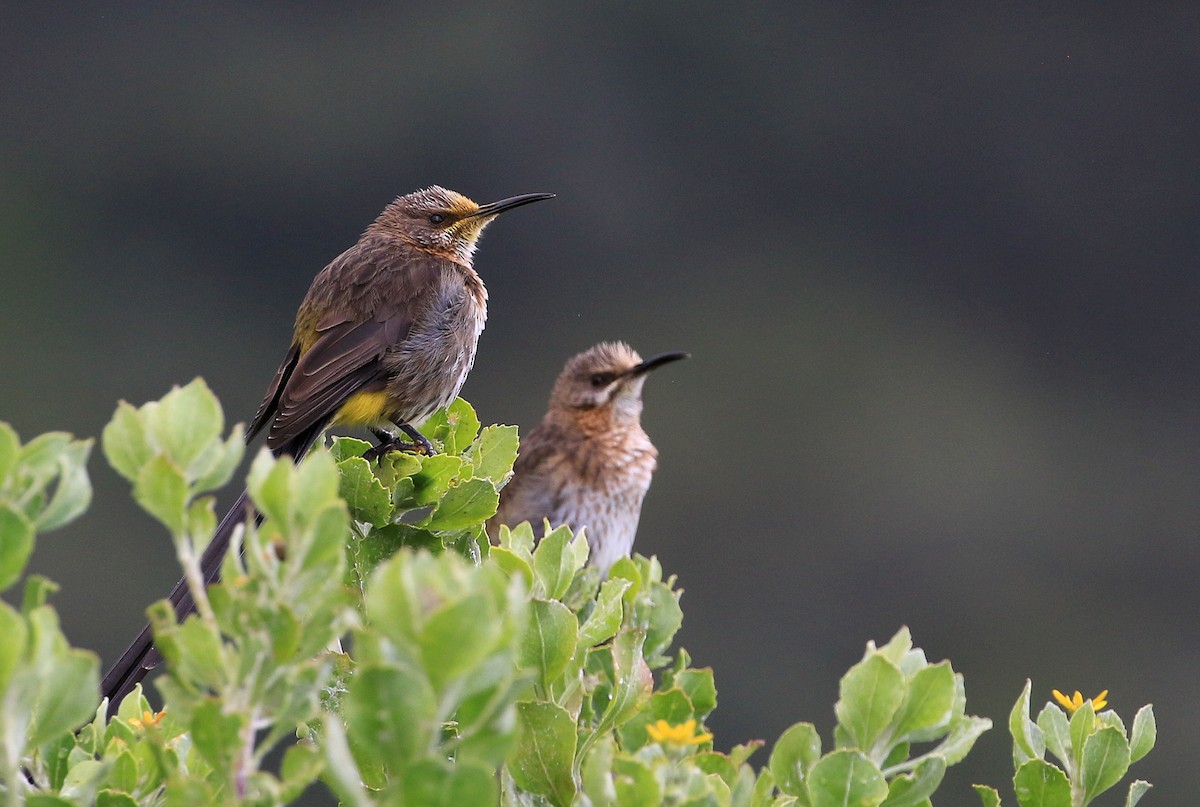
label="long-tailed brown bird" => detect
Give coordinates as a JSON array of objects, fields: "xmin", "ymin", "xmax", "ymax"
[
  {"xmin": 101, "ymin": 186, "xmax": 553, "ymax": 710},
  {"xmin": 489, "ymin": 342, "xmax": 687, "ymax": 572}
]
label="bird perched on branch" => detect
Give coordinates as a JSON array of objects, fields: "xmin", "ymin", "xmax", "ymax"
[
  {"xmin": 101, "ymin": 185, "xmax": 554, "ymax": 710},
  {"xmin": 489, "ymin": 342, "xmax": 688, "ymax": 572}
]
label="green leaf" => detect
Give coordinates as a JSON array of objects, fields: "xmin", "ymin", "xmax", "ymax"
[
  {"xmin": 191, "ymin": 428, "xmax": 245, "ymax": 493},
  {"xmin": 424, "ymin": 478, "xmax": 499, "ymax": 531},
  {"xmin": 344, "ymin": 664, "xmax": 436, "ymax": 765},
  {"xmin": 133, "ymin": 454, "xmax": 189, "ymax": 535},
  {"xmin": 675, "ymin": 666, "xmax": 718, "ymax": 720},
  {"xmin": 419, "ymin": 593, "xmax": 501, "ymax": 691},
  {"xmin": 489, "ymin": 547, "xmax": 534, "ymax": 588},
  {"xmin": 247, "ymin": 448, "xmax": 291, "ymax": 526},
  {"xmin": 280, "ymin": 742, "xmax": 325, "ymax": 803},
  {"xmin": 27, "ymin": 796, "xmax": 81, "ymax": 807},
  {"xmin": 835, "ymin": 653, "xmax": 904, "ymax": 752},
  {"xmin": 1126, "ymin": 780, "xmax": 1152, "ymax": 807},
  {"xmin": 465, "ymin": 424, "xmax": 519, "ymax": 484},
  {"xmin": 769, "ymin": 722, "xmax": 822, "ymax": 797},
  {"xmin": 410, "ymin": 455, "xmax": 465, "ymax": 505},
  {"xmin": 40, "ymin": 731, "xmax": 75, "ymax": 790},
  {"xmin": 876, "ymin": 627, "xmax": 913, "ymax": 665},
  {"xmin": 1081, "ymin": 726, "xmax": 1130, "ymax": 802},
  {"xmin": 532, "ymin": 524, "xmax": 577, "ymax": 600},
  {"xmin": 146, "ymin": 378, "xmax": 223, "ymax": 469},
  {"xmin": 435, "ymin": 398, "xmax": 482, "ymax": 454},
  {"xmin": 581, "ymin": 735, "xmax": 618, "ymax": 807},
  {"xmin": 293, "ymin": 450, "xmax": 340, "ymax": 515},
  {"xmin": 96, "ymin": 791, "xmax": 138, "ymax": 807},
  {"xmin": 935, "ymin": 714, "xmax": 992, "ymax": 766},
  {"xmin": 973, "ymin": 784, "xmax": 1001, "ymax": 807},
  {"xmin": 1036, "ymin": 704, "xmax": 1072, "ymax": 770},
  {"xmin": 892, "ymin": 661, "xmax": 954, "ymax": 740},
  {"xmin": 1128, "ymin": 705, "xmax": 1155, "ymax": 763},
  {"xmin": 27, "ymin": 647, "xmax": 101, "ymax": 746},
  {"xmin": 35, "ymin": 439, "xmax": 92, "ymax": 531},
  {"xmin": 0, "ymin": 602, "xmax": 27, "ymax": 691},
  {"xmin": 520, "ymin": 599, "xmax": 577, "ymax": 689},
  {"xmin": 17, "ymin": 432, "xmax": 72, "ymax": 481},
  {"xmin": 1009, "ymin": 680, "xmax": 1045, "ymax": 763},
  {"xmin": 638, "ymin": 579, "xmax": 683, "ymax": 664},
  {"xmin": 162, "ymin": 617, "xmax": 227, "ymax": 688},
  {"xmin": 1068, "ymin": 701, "xmax": 1095, "ymax": 768},
  {"xmin": 601, "ymin": 628, "xmax": 650, "ymax": 729},
  {"xmin": 338, "ymin": 456, "xmax": 393, "ymax": 527},
  {"xmin": 1013, "ymin": 759, "xmax": 1070, "ymax": 807},
  {"xmin": 101, "ymin": 402, "xmax": 152, "ymax": 482},
  {"xmin": 104, "ymin": 749, "xmax": 139, "ymax": 793},
  {"xmin": 397, "ymin": 758, "xmax": 497, "ymax": 806},
  {"xmin": 510, "ymin": 701, "xmax": 577, "ymax": 807},
  {"xmin": 0, "ymin": 503, "xmax": 35, "ymax": 591},
  {"xmin": 0, "ymin": 421, "xmax": 19, "ymax": 482},
  {"xmin": 191, "ymin": 699, "xmax": 245, "ymax": 772},
  {"xmin": 331, "ymin": 436, "xmax": 373, "ymax": 462},
  {"xmin": 880, "ymin": 756, "xmax": 945, "ymax": 807},
  {"xmin": 806, "ymin": 749, "xmax": 888, "ymax": 807},
  {"xmin": 613, "ymin": 755, "xmax": 661, "ymax": 807}
]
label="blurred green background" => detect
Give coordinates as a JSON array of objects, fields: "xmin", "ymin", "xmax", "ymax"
[{"xmin": 3, "ymin": 4, "xmax": 1195, "ymax": 802}]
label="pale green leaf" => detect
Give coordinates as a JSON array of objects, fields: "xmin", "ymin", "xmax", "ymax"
[
  {"xmin": 1081, "ymin": 726, "xmax": 1130, "ymax": 802},
  {"xmin": 805, "ymin": 749, "xmax": 888, "ymax": 807},
  {"xmin": 835, "ymin": 654, "xmax": 904, "ymax": 752},
  {"xmin": 465, "ymin": 424, "xmax": 519, "ymax": 485},
  {"xmin": 520, "ymin": 599, "xmax": 577, "ymax": 689},
  {"xmin": 880, "ymin": 756, "xmax": 945, "ymax": 807},
  {"xmin": 769, "ymin": 722, "xmax": 821, "ymax": 796},
  {"xmin": 1126, "ymin": 780, "xmax": 1152, "ymax": 807},
  {"xmin": 1013, "ymin": 759, "xmax": 1070, "ymax": 807},
  {"xmin": 1128, "ymin": 705, "xmax": 1155, "ymax": 763},
  {"xmin": 892, "ymin": 661, "xmax": 955, "ymax": 740},
  {"xmin": 0, "ymin": 504, "xmax": 35, "ymax": 591},
  {"xmin": 973, "ymin": 784, "xmax": 1001, "ymax": 807},
  {"xmin": 133, "ymin": 454, "xmax": 189, "ymax": 535},
  {"xmin": 510, "ymin": 700, "xmax": 577, "ymax": 806},
  {"xmin": 1036, "ymin": 704, "xmax": 1072, "ymax": 771}
]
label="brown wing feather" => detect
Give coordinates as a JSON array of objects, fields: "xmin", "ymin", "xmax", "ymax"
[
  {"xmin": 266, "ymin": 315, "xmax": 407, "ymax": 449},
  {"xmin": 247, "ymin": 344, "xmax": 300, "ymax": 444}
]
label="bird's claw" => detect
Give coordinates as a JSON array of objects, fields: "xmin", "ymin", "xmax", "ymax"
[{"xmin": 364, "ymin": 427, "xmax": 437, "ymax": 461}]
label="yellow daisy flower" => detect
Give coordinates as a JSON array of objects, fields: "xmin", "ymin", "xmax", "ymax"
[
  {"xmin": 128, "ymin": 708, "xmax": 167, "ymax": 730},
  {"xmin": 645, "ymin": 718, "xmax": 712, "ymax": 746},
  {"xmin": 1052, "ymin": 689, "xmax": 1108, "ymax": 714}
]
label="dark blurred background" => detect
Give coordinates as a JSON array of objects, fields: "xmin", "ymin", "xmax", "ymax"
[{"xmin": 3, "ymin": 4, "xmax": 1196, "ymax": 802}]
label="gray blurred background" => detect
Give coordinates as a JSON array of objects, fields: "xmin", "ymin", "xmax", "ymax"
[{"xmin": 2, "ymin": 4, "xmax": 1196, "ymax": 802}]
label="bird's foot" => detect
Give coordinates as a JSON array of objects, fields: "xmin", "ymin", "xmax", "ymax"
[{"xmin": 364, "ymin": 427, "xmax": 436, "ymax": 461}]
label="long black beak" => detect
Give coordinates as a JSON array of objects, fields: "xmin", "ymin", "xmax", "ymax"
[
  {"xmin": 627, "ymin": 351, "xmax": 690, "ymax": 377},
  {"xmin": 473, "ymin": 192, "xmax": 556, "ymax": 218}
]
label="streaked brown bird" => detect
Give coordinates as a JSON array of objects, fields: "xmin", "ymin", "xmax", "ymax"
[
  {"xmin": 101, "ymin": 186, "xmax": 553, "ymax": 710},
  {"xmin": 489, "ymin": 342, "xmax": 687, "ymax": 571}
]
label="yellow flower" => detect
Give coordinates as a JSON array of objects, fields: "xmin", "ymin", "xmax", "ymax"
[
  {"xmin": 128, "ymin": 708, "xmax": 167, "ymax": 730},
  {"xmin": 645, "ymin": 719, "xmax": 713, "ymax": 746},
  {"xmin": 1052, "ymin": 689, "xmax": 1108, "ymax": 714}
]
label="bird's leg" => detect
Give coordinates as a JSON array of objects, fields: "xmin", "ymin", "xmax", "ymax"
[{"xmin": 362, "ymin": 424, "xmax": 437, "ymax": 462}]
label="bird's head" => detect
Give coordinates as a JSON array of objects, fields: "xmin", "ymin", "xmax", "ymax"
[
  {"xmin": 550, "ymin": 341, "xmax": 689, "ymax": 423},
  {"xmin": 380, "ymin": 186, "xmax": 554, "ymax": 264}
]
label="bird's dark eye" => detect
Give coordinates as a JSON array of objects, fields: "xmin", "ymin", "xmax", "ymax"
[
  {"xmin": 590, "ymin": 372, "xmax": 615, "ymax": 388},
  {"xmin": 428, "ymin": 213, "xmax": 446, "ymax": 224}
]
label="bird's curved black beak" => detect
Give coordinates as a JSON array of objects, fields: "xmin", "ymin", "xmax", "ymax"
[
  {"xmin": 627, "ymin": 351, "xmax": 690, "ymax": 377},
  {"xmin": 473, "ymin": 192, "xmax": 556, "ymax": 218}
]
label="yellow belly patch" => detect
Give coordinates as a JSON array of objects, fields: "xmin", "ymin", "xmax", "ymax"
[{"xmin": 334, "ymin": 390, "xmax": 392, "ymax": 426}]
